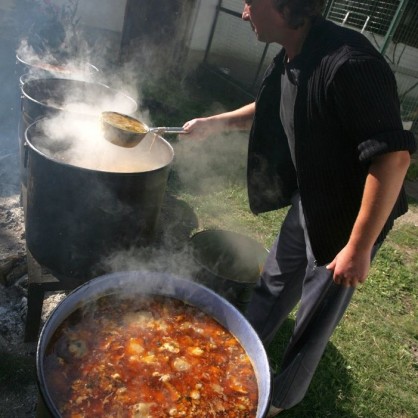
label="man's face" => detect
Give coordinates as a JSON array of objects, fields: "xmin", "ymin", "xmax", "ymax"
[{"xmin": 242, "ymin": 0, "xmax": 286, "ymax": 43}]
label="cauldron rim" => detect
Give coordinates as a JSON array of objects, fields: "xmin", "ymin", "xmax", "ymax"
[
  {"xmin": 16, "ymin": 52, "xmax": 100, "ymax": 75},
  {"xmin": 25, "ymin": 118, "xmax": 174, "ymax": 174},
  {"xmin": 36, "ymin": 270, "xmax": 272, "ymax": 417},
  {"xmin": 20, "ymin": 77, "xmax": 138, "ymax": 115}
]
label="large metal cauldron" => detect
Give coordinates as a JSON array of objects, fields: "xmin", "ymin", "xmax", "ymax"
[
  {"xmin": 36, "ymin": 271, "xmax": 271, "ymax": 417},
  {"xmin": 20, "ymin": 78, "xmax": 137, "ymax": 126},
  {"xmin": 16, "ymin": 53, "xmax": 100, "ymax": 81},
  {"xmin": 19, "ymin": 78, "xmax": 138, "ymax": 209},
  {"xmin": 25, "ymin": 118, "xmax": 174, "ymax": 280}
]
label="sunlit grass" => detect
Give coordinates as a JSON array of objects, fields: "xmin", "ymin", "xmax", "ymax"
[{"xmin": 177, "ymin": 181, "xmax": 418, "ymax": 418}]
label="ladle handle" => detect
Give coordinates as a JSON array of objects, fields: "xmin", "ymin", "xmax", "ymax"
[{"xmin": 149, "ymin": 127, "xmax": 187, "ymax": 135}]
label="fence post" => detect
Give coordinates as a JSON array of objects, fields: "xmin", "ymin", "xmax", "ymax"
[
  {"xmin": 380, "ymin": 0, "xmax": 410, "ymax": 55},
  {"xmin": 204, "ymin": 0, "xmax": 223, "ymax": 63}
]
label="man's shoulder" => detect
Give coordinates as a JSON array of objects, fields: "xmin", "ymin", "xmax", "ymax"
[
  {"xmin": 316, "ymin": 18, "xmax": 381, "ymax": 59},
  {"xmin": 307, "ymin": 17, "xmax": 385, "ymax": 80}
]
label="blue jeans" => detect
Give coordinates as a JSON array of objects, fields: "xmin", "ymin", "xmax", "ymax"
[{"xmin": 245, "ymin": 192, "xmax": 380, "ymax": 409}]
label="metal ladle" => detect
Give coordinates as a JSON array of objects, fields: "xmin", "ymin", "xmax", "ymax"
[{"xmin": 101, "ymin": 111, "xmax": 187, "ymax": 148}]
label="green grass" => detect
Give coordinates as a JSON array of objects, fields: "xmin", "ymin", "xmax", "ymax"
[
  {"xmin": 406, "ymin": 160, "xmax": 418, "ymax": 181},
  {"xmin": 177, "ymin": 183, "xmax": 418, "ymax": 417},
  {"xmin": 145, "ymin": 74, "xmax": 418, "ymax": 418}
]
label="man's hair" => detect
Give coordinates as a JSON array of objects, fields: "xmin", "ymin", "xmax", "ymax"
[{"xmin": 273, "ymin": 0, "xmax": 325, "ymax": 28}]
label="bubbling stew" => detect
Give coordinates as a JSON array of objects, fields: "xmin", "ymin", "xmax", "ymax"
[
  {"xmin": 102, "ymin": 111, "xmax": 148, "ymax": 133},
  {"xmin": 43, "ymin": 294, "xmax": 258, "ymax": 417}
]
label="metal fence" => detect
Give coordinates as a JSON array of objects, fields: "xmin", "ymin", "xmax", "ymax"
[{"xmin": 202, "ymin": 0, "xmax": 418, "ymax": 132}]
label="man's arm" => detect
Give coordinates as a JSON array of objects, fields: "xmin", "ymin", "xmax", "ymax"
[
  {"xmin": 182, "ymin": 103, "xmax": 256, "ymax": 140},
  {"xmin": 327, "ymin": 150, "xmax": 411, "ymax": 287}
]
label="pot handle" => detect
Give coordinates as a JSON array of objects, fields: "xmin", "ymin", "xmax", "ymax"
[{"xmin": 149, "ymin": 127, "xmax": 187, "ymax": 135}]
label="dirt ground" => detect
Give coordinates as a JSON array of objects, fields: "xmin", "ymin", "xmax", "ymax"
[
  {"xmin": 0, "ymin": 194, "xmax": 67, "ymax": 417},
  {"xmin": 0, "ymin": 0, "xmax": 41, "ymax": 414}
]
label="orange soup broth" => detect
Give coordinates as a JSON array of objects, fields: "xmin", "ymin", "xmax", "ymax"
[{"xmin": 43, "ymin": 295, "xmax": 258, "ymax": 417}]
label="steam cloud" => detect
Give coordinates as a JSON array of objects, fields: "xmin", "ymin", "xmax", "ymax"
[
  {"xmin": 32, "ymin": 112, "xmax": 173, "ymax": 173},
  {"xmin": 4, "ymin": 0, "xmax": 255, "ymax": 286}
]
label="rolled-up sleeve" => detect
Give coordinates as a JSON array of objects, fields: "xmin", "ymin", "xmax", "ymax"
[
  {"xmin": 358, "ymin": 130, "xmax": 416, "ymax": 161},
  {"xmin": 331, "ymin": 57, "xmax": 417, "ymax": 162}
]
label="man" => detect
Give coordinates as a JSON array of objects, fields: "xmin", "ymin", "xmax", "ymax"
[{"xmin": 182, "ymin": 0, "xmax": 416, "ymax": 415}]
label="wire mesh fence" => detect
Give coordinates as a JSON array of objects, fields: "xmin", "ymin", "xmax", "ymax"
[
  {"xmin": 326, "ymin": 0, "xmax": 400, "ymax": 37},
  {"xmin": 202, "ymin": 0, "xmax": 418, "ymax": 133},
  {"xmin": 202, "ymin": 0, "xmax": 280, "ymax": 93}
]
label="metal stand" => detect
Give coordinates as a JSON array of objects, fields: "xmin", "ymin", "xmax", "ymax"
[
  {"xmin": 24, "ymin": 250, "xmax": 86, "ymax": 342},
  {"xmin": 35, "ymin": 393, "xmax": 53, "ymax": 418}
]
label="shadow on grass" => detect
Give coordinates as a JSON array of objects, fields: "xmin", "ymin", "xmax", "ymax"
[{"xmin": 267, "ymin": 319, "xmax": 357, "ymax": 418}]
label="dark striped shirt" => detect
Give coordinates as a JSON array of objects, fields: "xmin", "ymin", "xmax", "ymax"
[{"xmin": 247, "ymin": 17, "xmax": 416, "ymax": 265}]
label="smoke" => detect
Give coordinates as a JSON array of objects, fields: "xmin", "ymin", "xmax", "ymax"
[
  {"xmin": 97, "ymin": 192, "xmax": 202, "ymax": 285},
  {"xmin": 16, "ymin": 34, "xmax": 143, "ymax": 107},
  {"xmin": 15, "ymin": 0, "xmax": 197, "ymax": 109},
  {"xmin": 31, "ymin": 112, "xmax": 173, "ymax": 173},
  {"xmin": 173, "ymin": 130, "xmax": 249, "ymax": 194},
  {"xmin": 100, "ymin": 246, "xmax": 201, "ymax": 284},
  {"xmin": 15, "ymin": 0, "xmax": 148, "ymax": 110},
  {"xmin": 3, "ymin": 0, "xmax": 259, "ymax": 292}
]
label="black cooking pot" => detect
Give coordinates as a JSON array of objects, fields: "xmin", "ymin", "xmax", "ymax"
[
  {"xmin": 36, "ymin": 271, "xmax": 271, "ymax": 417},
  {"xmin": 16, "ymin": 52, "xmax": 100, "ymax": 81},
  {"xmin": 19, "ymin": 78, "xmax": 138, "ymax": 210},
  {"xmin": 25, "ymin": 118, "xmax": 174, "ymax": 280},
  {"xmin": 20, "ymin": 78, "xmax": 137, "ymax": 124},
  {"xmin": 191, "ymin": 230, "xmax": 268, "ymax": 313}
]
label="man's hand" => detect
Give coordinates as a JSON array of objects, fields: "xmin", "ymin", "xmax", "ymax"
[
  {"xmin": 182, "ymin": 118, "xmax": 218, "ymax": 141},
  {"xmin": 326, "ymin": 244, "xmax": 372, "ymax": 287},
  {"xmin": 327, "ymin": 150, "xmax": 410, "ymax": 288},
  {"xmin": 181, "ymin": 102, "xmax": 256, "ymax": 141}
]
